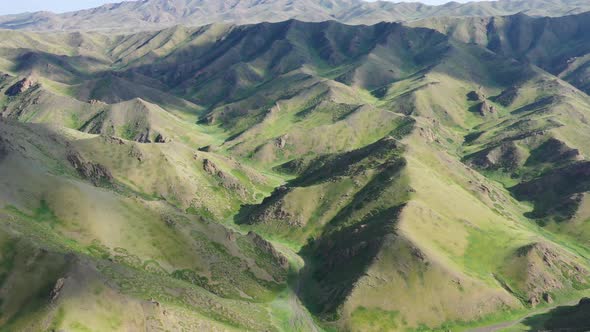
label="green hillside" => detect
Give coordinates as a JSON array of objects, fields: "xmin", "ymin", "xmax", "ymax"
[
  {"xmin": 0, "ymin": 11, "xmax": 590, "ymax": 332},
  {"xmin": 410, "ymin": 11, "xmax": 590, "ymax": 96}
]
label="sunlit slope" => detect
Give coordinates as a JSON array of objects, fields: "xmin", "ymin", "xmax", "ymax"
[
  {"xmin": 233, "ymin": 35, "xmax": 590, "ymax": 330},
  {"xmin": 0, "ymin": 120, "xmax": 311, "ymax": 330},
  {"xmin": 0, "ymin": 16, "xmax": 590, "ymax": 331}
]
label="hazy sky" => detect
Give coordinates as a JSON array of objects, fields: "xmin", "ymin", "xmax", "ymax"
[
  {"xmin": 0, "ymin": 0, "xmax": 477, "ymax": 16},
  {"xmin": 0, "ymin": 0, "xmax": 115, "ymax": 15}
]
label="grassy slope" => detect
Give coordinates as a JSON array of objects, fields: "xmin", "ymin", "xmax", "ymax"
[
  {"xmin": 0, "ymin": 120, "xmax": 316, "ymax": 331},
  {"xmin": 1, "ymin": 17, "xmax": 590, "ymax": 332},
  {"xmin": 410, "ymin": 12, "xmax": 590, "ymax": 96}
]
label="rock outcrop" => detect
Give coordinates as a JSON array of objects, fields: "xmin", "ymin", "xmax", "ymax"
[
  {"xmin": 203, "ymin": 159, "xmax": 245, "ymax": 194},
  {"xmin": 49, "ymin": 277, "xmax": 66, "ymax": 302},
  {"xmin": 475, "ymin": 100, "xmax": 496, "ymax": 116},
  {"xmin": 67, "ymin": 150, "xmax": 113, "ymax": 186},
  {"xmin": 136, "ymin": 130, "xmax": 152, "ymax": 143},
  {"xmin": 467, "ymin": 90, "xmax": 485, "ymax": 102},
  {"xmin": 509, "ymin": 242, "xmax": 590, "ymax": 307},
  {"xmin": 88, "ymin": 99, "xmax": 106, "ymax": 105},
  {"xmin": 275, "ymin": 135, "xmax": 287, "ymax": 149},
  {"xmin": 154, "ymin": 133, "xmax": 166, "ymax": 143},
  {"xmin": 5, "ymin": 77, "xmax": 37, "ymax": 96},
  {"xmin": 247, "ymin": 231, "xmax": 289, "ymax": 269},
  {"xmin": 203, "ymin": 159, "xmax": 220, "ymax": 176}
]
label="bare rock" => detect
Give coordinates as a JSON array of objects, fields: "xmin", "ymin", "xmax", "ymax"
[
  {"xmin": 203, "ymin": 159, "xmax": 219, "ymax": 176},
  {"xmin": 275, "ymin": 135, "xmax": 288, "ymax": 149},
  {"xmin": 476, "ymin": 101, "xmax": 496, "ymax": 116},
  {"xmin": 542, "ymin": 292, "xmax": 553, "ymax": 303},
  {"xmin": 67, "ymin": 151, "xmax": 113, "ymax": 186},
  {"xmin": 50, "ymin": 278, "xmax": 66, "ymax": 302},
  {"xmin": 88, "ymin": 99, "xmax": 106, "ymax": 105},
  {"xmin": 136, "ymin": 130, "xmax": 151, "ymax": 143},
  {"xmin": 467, "ymin": 90, "xmax": 485, "ymax": 102},
  {"xmin": 247, "ymin": 231, "xmax": 289, "ymax": 269},
  {"xmin": 103, "ymin": 136, "xmax": 125, "ymax": 145},
  {"xmin": 529, "ymin": 294, "xmax": 540, "ymax": 307},
  {"xmin": 5, "ymin": 77, "xmax": 37, "ymax": 96},
  {"xmin": 203, "ymin": 159, "xmax": 246, "ymax": 194},
  {"xmin": 515, "ymin": 242, "xmax": 589, "ymax": 306},
  {"xmin": 154, "ymin": 133, "xmax": 166, "ymax": 143}
]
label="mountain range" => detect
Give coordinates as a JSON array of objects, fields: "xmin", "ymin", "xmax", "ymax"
[
  {"xmin": 1, "ymin": 0, "xmax": 590, "ymax": 31},
  {"xmin": 1, "ymin": 0, "xmax": 590, "ymax": 331}
]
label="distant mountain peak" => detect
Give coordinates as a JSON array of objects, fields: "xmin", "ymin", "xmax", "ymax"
[{"xmin": 0, "ymin": 0, "xmax": 588, "ymax": 31}]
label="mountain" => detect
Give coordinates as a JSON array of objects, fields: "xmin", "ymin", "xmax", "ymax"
[
  {"xmin": 410, "ymin": 11, "xmax": 590, "ymax": 95},
  {"xmin": 1, "ymin": 0, "xmax": 590, "ymax": 32},
  {"xmin": 1, "ymin": 9, "xmax": 590, "ymax": 332}
]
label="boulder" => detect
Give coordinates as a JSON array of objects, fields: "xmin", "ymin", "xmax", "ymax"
[
  {"xmin": 154, "ymin": 133, "xmax": 166, "ymax": 143},
  {"xmin": 542, "ymin": 292, "xmax": 553, "ymax": 303},
  {"xmin": 467, "ymin": 90, "xmax": 485, "ymax": 102},
  {"xmin": 476, "ymin": 101, "xmax": 496, "ymax": 116},
  {"xmin": 275, "ymin": 135, "xmax": 287, "ymax": 149}
]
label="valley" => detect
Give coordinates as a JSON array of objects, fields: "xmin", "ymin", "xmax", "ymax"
[{"xmin": 0, "ymin": 1, "xmax": 590, "ymax": 331}]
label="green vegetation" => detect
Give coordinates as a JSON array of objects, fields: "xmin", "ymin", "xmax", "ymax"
[
  {"xmin": 1, "ymin": 10, "xmax": 590, "ymax": 332},
  {"xmin": 350, "ymin": 307, "xmax": 402, "ymax": 331}
]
